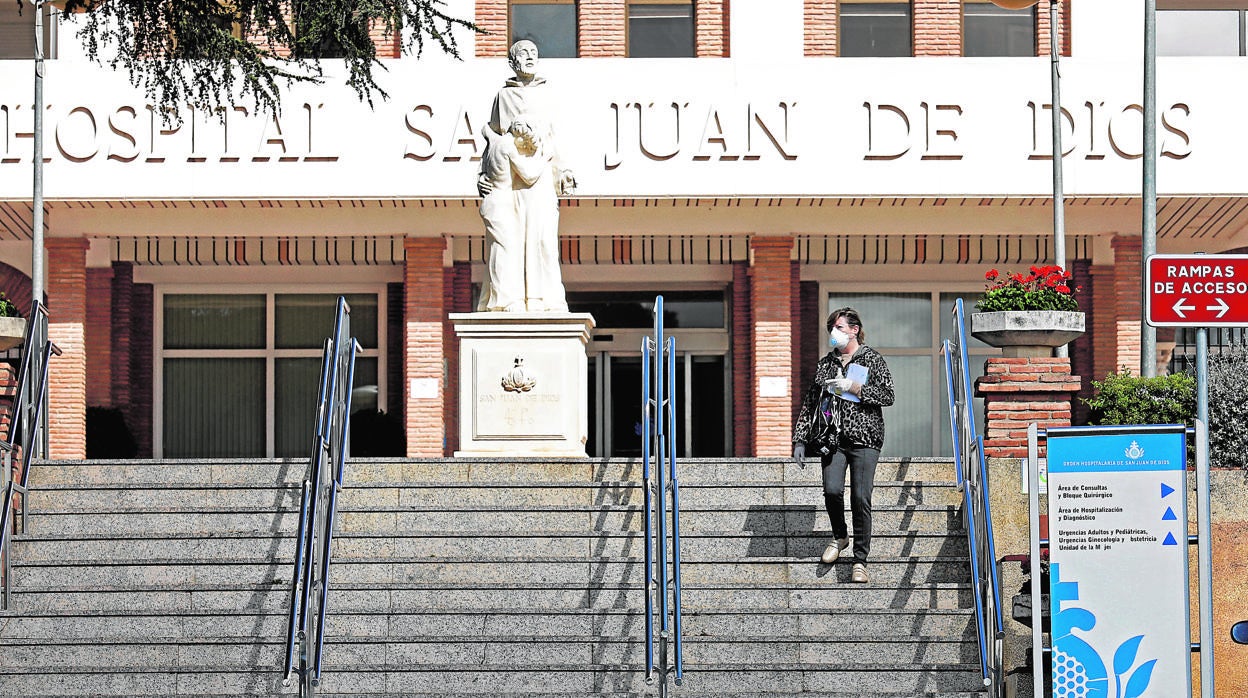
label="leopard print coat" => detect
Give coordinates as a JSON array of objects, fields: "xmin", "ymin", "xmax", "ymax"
[{"xmin": 792, "ymin": 346, "xmax": 895, "ymax": 451}]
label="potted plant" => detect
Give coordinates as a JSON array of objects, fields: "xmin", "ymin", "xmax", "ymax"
[
  {"xmin": 971, "ymin": 265, "xmax": 1084, "ymax": 357},
  {"xmin": 0, "ymin": 292, "xmax": 25, "ymax": 351}
]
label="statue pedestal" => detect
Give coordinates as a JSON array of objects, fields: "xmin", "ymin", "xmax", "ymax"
[{"xmin": 450, "ymin": 312, "xmax": 595, "ymax": 458}]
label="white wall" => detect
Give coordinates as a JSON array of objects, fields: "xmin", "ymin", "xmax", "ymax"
[
  {"xmin": 1072, "ymin": 0, "xmax": 1145, "ymax": 59},
  {"xmin": 730, "ymin": 0, "xmax": 804, "ymax": 62}
]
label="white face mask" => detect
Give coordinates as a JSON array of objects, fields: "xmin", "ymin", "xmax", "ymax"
[{"xmin": 828, "ymin": 328, "xmax": 850, "ymax": 349}]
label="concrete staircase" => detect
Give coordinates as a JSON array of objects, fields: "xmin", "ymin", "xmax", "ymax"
[{"xmin": 0, "ymin": 457, "xmax": 987, "ymax": 697}]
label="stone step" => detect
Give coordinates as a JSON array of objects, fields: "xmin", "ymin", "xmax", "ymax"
[
  {"xmin": 22, "ymin": 504, "xmax": 962, "ymax": 536},
  {"xmin": 30, "ymin": 458, "xmax": 958, "ymax": 487},
  {"xmin": 24, "ymin": 479, "xmax": 963, "ymax": 510},
  {"xmin": 0, "ymin": 663, "xmax": 986, "ymax": 696},
  {"xmin": 6, "ymin": 580, "xmax": 975, "ymax": 613},
  {"xmin": 10, "ymin": 528, "xmax": 968, "ymax": 563},
  {"xmin": 10, "ymin": 554, "xmax": 970, "ymax": 589}
]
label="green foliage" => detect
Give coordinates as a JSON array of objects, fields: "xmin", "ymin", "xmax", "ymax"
[
  {"xmin": 0, "ymin": 292, "xmax": 19, "ymax": 318},
  {"xmin": 47, "ymin": 0, "xmax": 479, "ymax": 124},
  {"xmin": 1082, "ymin": 368, "xmax": 1195, "ymax": 429},
  {"xmin": 1202, "ymin": 346, "xmax": 1248, "ymax": 469},
  {"xmin": 975, "ymin": 265, "xmax": 1081, "ymax": 313}
]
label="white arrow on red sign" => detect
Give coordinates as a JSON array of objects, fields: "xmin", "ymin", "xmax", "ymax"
[
  {"xmin": 1207, "ymin": 297, "xmax": 1230, "ymax": 318},
  {"xmin": 1173, "ymin": 298, "xmax": 1195, "ymax": 318}
]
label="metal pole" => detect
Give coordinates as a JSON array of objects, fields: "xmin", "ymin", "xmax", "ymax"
[
  {"xmin": 1195, "ymin": 335, "xmax": 1213, "ymax": 698},
  {"xmin": 1050, "ymin": 0, "xmax": 1067, "ymax": 359},
  {"xmin": 1142, "ymin": 0, "xmax": 1158, "ymax": 376},
  {"xmin": 32, "ymin": 0, "xmax": 45, "ymax": 305},
  {"xmin": 1027, "ymin": 423, "xmax": 1043, "ymax": 698}
]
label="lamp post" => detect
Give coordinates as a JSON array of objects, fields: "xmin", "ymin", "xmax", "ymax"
[
  {"xmin": 32, "ymin": 0, "xmax": 45, "ymax": 304},
  {"xmin": 991, "ymin": 0, "xmax": 1066, "ymax": 357},
  {"xmin": 1142, "ymin": 0, "xmax": 1157, "ymax": 377}
]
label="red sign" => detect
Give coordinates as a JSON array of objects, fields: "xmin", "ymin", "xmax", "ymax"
[{"xmin": 1147, "ymin": 254, "xmax": 1248, "ymax": 327}]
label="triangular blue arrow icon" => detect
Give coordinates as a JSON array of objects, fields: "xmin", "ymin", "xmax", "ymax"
[
  {"xmin": 1161, "ymin": 483, "xmax": 1176, "ymax": 498},
  {"xmin": 1163, "ymin": 532, "xmax": 1178, "ymax": 546},
  {"xmin": 1162, "ymin": 507, "xmax": 1178, "ymax": 521}
]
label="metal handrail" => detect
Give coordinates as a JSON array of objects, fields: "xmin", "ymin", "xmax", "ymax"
[
  {"xmin": 942, "ymin": 298, "xmax": 1005, "ymax": 696},
  {"xmin": 1, "ymin": 300, "xmax": 61, "ymax": 611},
  {"xmin": 642, "ymin": 295, "xmax": 684, "ymax": 696},
  {"xmin": 283, "ymin": 297, "xmax": 358, "ymax": 697}
]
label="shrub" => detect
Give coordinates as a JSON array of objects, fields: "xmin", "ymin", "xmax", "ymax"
[
  {"xmin": 1202, "ymin": 347, "xmax": 1248, "ymax": 469},
  {"xmin": 1082, "ymin": 369, "xmax": 1195, "ymax": 429},
  {"xmin": 0, "ymin": 292, "xmax": 19, "ymax": 319},
  {"xmin": 349, "ymin": 409, "xmax": 405, "ymax": 457}
]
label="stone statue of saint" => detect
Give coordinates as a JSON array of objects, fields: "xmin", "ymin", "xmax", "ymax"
[{"xmin": 476, "ymin": 40, "xmax": 576, "ymax": 313}]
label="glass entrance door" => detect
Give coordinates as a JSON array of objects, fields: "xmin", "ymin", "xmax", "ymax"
[{"xmin": 588, "ymin": 351, "xmax": 727, "ymax": 458}]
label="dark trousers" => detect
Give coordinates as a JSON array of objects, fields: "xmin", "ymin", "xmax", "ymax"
[{"xmin": 820, "ymin": 442, "xmax": 881, "ymax": 564}]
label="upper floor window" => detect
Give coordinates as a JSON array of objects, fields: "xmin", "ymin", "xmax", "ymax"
[
  {"xmin": 628, "ymin": 0, "xmax": 694, "ymax": 57},
  {"xmin": 511, "ymin": 0, "xmax": 578, "ymax": 58},
  {"xmin": 0, "ymin": 2, "xmax": 57, "ymax": 60},
  {"xmin": 963, "ymin": 0, "xmax": 1035, "ymax": 57},
  {"xmin": 840, "ymin": 1, "xmax": 912, "ymax": 57},
  {"xmin": 1158, "ymin": 9, "xmax": 1247, "ymax": 56}
]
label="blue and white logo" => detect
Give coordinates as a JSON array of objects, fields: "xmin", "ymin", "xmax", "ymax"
[{"xmin": 1124, "ymin": 441, "xmax": 1145, "ymax": 460}]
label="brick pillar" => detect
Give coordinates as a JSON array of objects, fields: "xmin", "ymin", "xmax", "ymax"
[
  {"xmin": 131, "ymin": 284, "xmax": 154, "ymax": 458},
  {"xmin": 1037, "ymin": 1, "xmax": 1072, "ymax": 58},
  {"xmin": 977, "ymin": 357, "xmax": 1081, "ymax": 458},
  {"xmin": 750, "ymin": 236, "xmax": 795, "ymax": 456},
  {"xmin": 110, "ymin": 263, "xmax": 133, "ymax": 411},
  {"xmin": 798, "ymin": 279, "xmax": 820, "ymax": 418},
  {"xmin": 731, "ymin": 261, "xmax": 752, "ymax": 456},
  {"xmin": 403, "ymin": 237, "xmax": 447, "ymax": 457},
  {"xmin": 1111, "ymin": 235, "xmax": 1143, "ymax": 376},
  {"xmin": 1069, "ymin": 259, "xmax": 1095, "ymax": 424},
  {"xmin": 85, "ymin": 267, "xmax": 112, "ymax": 408},
  {"xmin": 580, "ymin": 0, "xmax": 626, "ymax": 57},
  {"xmin": 368, "ymin": 19, "xmax": 401, "ymax": 58},
  {"xmin": 914, "ymin": 0, "xmax": 961, "ymax": 56},
  {"xmin": 695, "ymin": 0, "xmax": 727, "ymax": 57},
  {"xmin": 476, "ymin": 0, "xmax": 508, "ymax": 56},
  {"xmin": 46, "ymin": 239, "xmax": 89, "ymax": 459},
  {"xmin": 804, "ymin": 0, "xmax": 837, "ymax": 56}
]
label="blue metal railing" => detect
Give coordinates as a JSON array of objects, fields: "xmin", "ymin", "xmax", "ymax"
[
  {"xmin": 642, "ymin": 295, "xmax": 684, "ymax": 696},
  {"xmin": 942, "ymin": 298, "xmax": 1004, "ymax": 696},
  {"xmin": 1, "ymin": 300, "xmax": 61, "ymax": 610},
  {"xmin": 283, "ymin": 297, "xmax": 358, "ymax": 697}
]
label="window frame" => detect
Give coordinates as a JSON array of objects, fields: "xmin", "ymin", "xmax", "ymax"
[
  {"xmin": 1156, "ymin": 7, "xmax": 1248, "ymax": 57},
  {"xmin": 508, "ymin": 0, "xmax": 579, "ymax": 58},
  {"xmin": 154, "ymin": 285, "xmax": 386, "ymax": 458},
  {"xmin": 837, "ymin": 0, "xmax": 915, "ymax": 58},
  {"xmin": 625, "ymin": 0, "xmax": 695, "ymax": 58}
]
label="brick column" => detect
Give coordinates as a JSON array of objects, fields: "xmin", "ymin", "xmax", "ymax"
[
  {"xmin": 476, "ymin": 0, "xmax": 508, "ymax": 57},
  {"xmin": 731, "ymin": 261, "xmax": 752, "ymax": 456},
  {"xmin": 804, "ymin": 0, "xmax": 837, "ymax": 56},
  {"xmin": 443, "ymin": 261, "xmax": 473, "ymax": 455},
  {"xmin": 403, "ymin": 237, "xmax": 447, "ymax": 457},
  {"xmin": 914, "ymin": 0, "xmax": 961, "ymax": 56},
  {"xmin": 46, "ymin": 238, "xmax": 89, "ymax": 459},
  {"xmin": 109, "ymin": 263, "xmax": 133, "ymax": 411},
  {"xmin": 580, "ymin": 0, "xmax": 626, "ymax": 57},
  {"xmin": 695, "ymin": 0, "xmax": 727, "ymax": 57},
  {"xmin": 85, "ymin": 267, "xmax": 112, "ymax": 408},
  {"xmin": 1111, "ymin": 235, "xmax": 1143, "ymax": 376},
  {"xmin": 750, "ymin": 237, "xmax": 795, "ymax": 457},
  {"xmin": 131, "ymin": 284, "xmax": 154, "ymax": 458},
  {"xmin": 977, "ymin": 357, "xmax": 1081, "ymax": 458}
]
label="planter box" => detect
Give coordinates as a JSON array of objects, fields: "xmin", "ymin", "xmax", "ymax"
[
  {"xmin": 0, "ymin": 317, "xmax": 26, "ymax": 351},
  {"xmin": 970, "ymin": 311, "xmax": 1085, "ymax": 358}
]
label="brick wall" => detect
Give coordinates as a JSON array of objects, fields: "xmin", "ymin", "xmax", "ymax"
[
  {"xmin": 580, "ymin": 0, "xmax": 627, "ymax": 57},
  {"xmin": 46, "ymin": 239, "xmax": 88, "ymax": 459},
  {"xmin": 804, "ymin": 0, "xmax": 837, "ymax": 56},
  {"xmin": 731, "ymin": 261, "xmax": 752, "ymax": 456},
  {"xmin": 695, "ymin": 0, "xmax": 728, "ymax": 57},
  {"xmin": 977, "ymin": 356, "xmax": 1080, "ymax": 458},
  {"xmin": 85, "ymin": 267, "xmax": 112, "ymax": 408},
  {"xmin": 1111, "ymin": 235, "xmax": 1142, "ymax": 376},
  {"xmin": 914, "ymin": 0, "xmax": 961, "ymax": 56},
  {"xmin": 387, "ymin": 282, "xmax": 404, "ymax": 422},
  {"xmin": 749, "ymin": 237, "xmax": 794, "ymax": 456},
  {"xmin": 369, "ymin": 18, "xmax": 401, "ymax": 58},
  {"xmin": 477, "ymin": 0, "xmax": 508, "ymax": 56},
  {"xmin": 798, "ymin": 280, "xmax": 820, "ymax": 417},
  {"xmin": 110, "ymin": 263, "xmax": 133, "ymax": 412},
  {"xmin": 443, "ymin": 261, "xmax": 474, "ymax": 455},
  {"xmin": 1069, "ymin": 258, "xmax": 1094, "ymax": 424},
  {"xmin": 790, "ymin": 263, "xmax": 803, "ymax": 422},
  {"xmin": 403, "ymin": 237, "xmax": 447, "ymax": 457}
]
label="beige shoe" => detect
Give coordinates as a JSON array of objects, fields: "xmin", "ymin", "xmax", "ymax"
[
  {"xmin": 820, "ymin": 538, "xmax": 850, "ymax": 564},
  {"xmin": 851, "ymin": 562, "xmax": 869, "ymax": 583}
]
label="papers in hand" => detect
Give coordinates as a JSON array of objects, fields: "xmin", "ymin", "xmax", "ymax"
[{"xmin": 839, "ymin": 364, "xmax": 868, "ymax": 403}]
